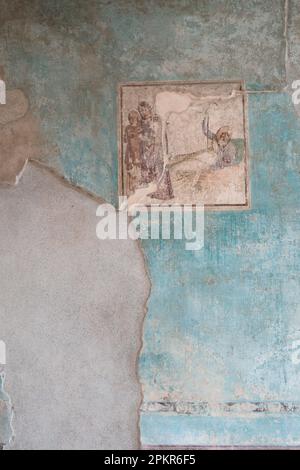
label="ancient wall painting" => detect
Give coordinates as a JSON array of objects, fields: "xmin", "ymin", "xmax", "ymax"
[{"xmin": 118, "ymin": 81, "xmax": 250, "ymax": 211}]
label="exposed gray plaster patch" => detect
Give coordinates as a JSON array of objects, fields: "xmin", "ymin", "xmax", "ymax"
[
  {"xmin": 0, "ymin": 162, "xmax": 150, "ymax": 449},
  {"xmin": 28, "ymin": 162, "xmax": 152, "ymax": 450},
  {"xmin": 30, "ymin": 159, "xmax": 106, "ymax": 205}
]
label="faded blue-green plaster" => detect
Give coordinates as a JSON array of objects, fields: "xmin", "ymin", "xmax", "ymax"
[
  {"xmin": 0, "ymin": 373, "xmax": 13, "ymax": 448},
  {"xmin": 141, "ymin": 414, "xmax": 300, "ymax": 447},
  {"xmin": 2, "ymin": 0, "xmax": 300, "ymax": 447},
  {"xmin": 140, "ymin": 92, "xmax": 300, "ymax": 445},
  {"xmin": 0, "ymin": 0, "xmax": 286, "ymax": 204}
]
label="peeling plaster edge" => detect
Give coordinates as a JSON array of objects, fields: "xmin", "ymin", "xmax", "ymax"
[
  {"xmin": 135, "ymin": 239, "xmax": 152, "ymax": 450},
  {"xmin": 29, "ymin": 159, "xmax": 106, "ymax": 205},
  {"xmin": 30, "ymin": 160, "xmax": 153, "ymax": 450},
  {"xmin": 0, "ymin": 160, "xmax": 29, "ymax": 188},
  {"xmin": 1, "ymin": 4, "xmax": 291, "ymax": 447},
  {"xmin": 15, "ymin": 159, "xmax": 28, "ymax": 185},
  {"xmin": 7, "ymin": 158, "xmax": 152, "ymax": 450}
]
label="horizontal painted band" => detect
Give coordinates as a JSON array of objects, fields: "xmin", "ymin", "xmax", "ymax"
[
  {"xmin": 141, "ymin": 413, "xmax": 300, "ymax": 447},
  {"xmin": 141, "ymin": 401, "xmax": 300, "ymax": 416}
]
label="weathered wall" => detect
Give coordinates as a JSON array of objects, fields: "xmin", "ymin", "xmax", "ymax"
[
  {"xmin": 0, "ymin": 0, "xmax": 287, "ymax": 201},
  {"xmin": 140, "ymin": 91, "xmax": 300, "ymax": 446},
  {"xmin": 1, "ymin": 0, "xmax": 300, "ymax": 449},
  {"xmin": 139, "ymin": 0, "xmax": 300, "ymax": 447}
]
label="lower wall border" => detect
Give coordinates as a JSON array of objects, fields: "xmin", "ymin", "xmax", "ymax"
[{"xmin": 141, "ymin": 413, "xmax": 300, "ymax": 447}]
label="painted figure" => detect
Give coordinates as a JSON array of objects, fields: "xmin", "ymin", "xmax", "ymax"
[
  {"xmin": 138, "ymin": 101, "xmax": 157, "ymax": 185},
  {"xmin": 124, "ymin": 110, "xmax": 142, "ymax": 194},
  {"xmin": 202, "ymin": 116, "xmax": 236, "ymax": 168},
  {"xmin": 120, "ymin": 82, "xmax": 249, "ymax": 208},
  {"xmin": 138, "ymin": 101, "xmax": 174, "ymax": 200}
]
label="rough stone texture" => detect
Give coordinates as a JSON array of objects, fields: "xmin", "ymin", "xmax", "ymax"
[{"xmin": 0, "ymin": 163, "xmax": 149, "ymax": 450}]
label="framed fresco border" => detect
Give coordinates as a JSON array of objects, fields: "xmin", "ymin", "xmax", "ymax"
[{"xmin": 117, "ymin": 79, "xmax": 251, "ymax": 212}]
